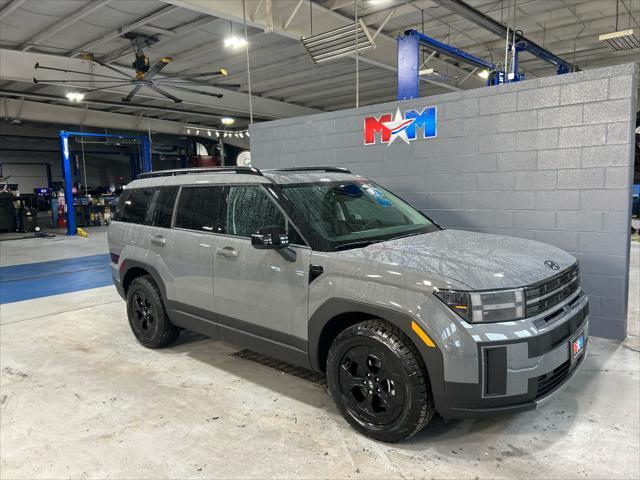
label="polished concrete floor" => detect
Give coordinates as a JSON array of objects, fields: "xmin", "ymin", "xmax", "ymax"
[{"xmin": 1, "ymin": 229, "xmax": 638, "ymax": 479}]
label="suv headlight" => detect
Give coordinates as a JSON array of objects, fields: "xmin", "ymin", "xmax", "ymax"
[{"xmin": 434, "ymin": 288, "xmax": 525, "ymax": 324}]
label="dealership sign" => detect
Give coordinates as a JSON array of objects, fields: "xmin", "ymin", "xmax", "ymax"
[{"xmin": 364, "ymin": 106, "xmax": 437, "ymax": 146}]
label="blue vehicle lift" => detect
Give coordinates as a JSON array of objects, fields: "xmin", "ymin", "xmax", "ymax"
[
  {"xmin": 397, "ymin": 27, "xmax": 576, "ymax": 100},
  {"xmin": 59, "ymin": 130, "xmax": 151, "ymax": 235}
]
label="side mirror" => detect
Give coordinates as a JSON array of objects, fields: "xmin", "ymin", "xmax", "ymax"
[{"xmin": 251, "ymin": 225, "xmax": 289, "ymax": 250}]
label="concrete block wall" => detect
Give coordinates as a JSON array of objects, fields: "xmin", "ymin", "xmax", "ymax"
[{"xmin": 251, "ymin": 63, "xmax": 638, "ymax": 340}]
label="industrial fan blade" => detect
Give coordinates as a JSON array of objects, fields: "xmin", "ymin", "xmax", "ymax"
[
  {"xmin": 148, "ymin": 85, "xmax": 182, "ymax": 103},
  {"xmin": 33, "ymin": 63, "xmax": 126, "ymax": 81},
  {"xmin": 213, "ymin": 83, "xmax": 241, "ymax": 88},
  {"xmin": 143, "ymin": 58, "xmax": 172, "ymax": 81},
  {"xmin": 90, "ymin": 58, "xmax": 133, "ymax": 79},
  {"xmin": 154, "ymin": 70, "xmax": 228, "ymax": 82},
  {"xmin": 122, "ymin": 84, "xmax": 144, "ymax": 103},
  {"xmin": 33, "ymin": 78, "xmax": 133, "ymax": 84},
  {"xmin": 83, "ymin": 82, "xmax": 137, "ymax": 93},
  {"xmin": 160, "ymin": 84, "xmax": 223, "ymax": 99}
]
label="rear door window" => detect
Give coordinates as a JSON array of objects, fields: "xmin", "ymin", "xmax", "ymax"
[
  {"xmin": 115, "ymin": 188, "xmax": 153, "ymax": 224},
  {"xmin": 174, "ymin": 186, "xmax": 224, "ymax": 232}
]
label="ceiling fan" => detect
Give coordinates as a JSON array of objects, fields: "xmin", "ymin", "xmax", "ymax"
[{"xmin": 32, "ymin": 36, "xmax": 240, "ymax": 104}]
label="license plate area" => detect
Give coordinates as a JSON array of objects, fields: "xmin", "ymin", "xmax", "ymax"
[{"xmin": 570, "ymin": 329, "xmax": 585, "ymax": 363}]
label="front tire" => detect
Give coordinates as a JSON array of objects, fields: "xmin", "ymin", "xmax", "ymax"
[
  {"xmin": 326, "ymin": 319, "xmax": 434, "ymax": 442},
  {"xmin": 126, "ymin": 276, "xmax": 179, "ymax": 348}
]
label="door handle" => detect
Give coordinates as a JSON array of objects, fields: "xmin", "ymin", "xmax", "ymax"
[
  {"xmin": 150, "ymin": 235, "xmax": 166, "ymax": 246},
  {"xmin": 216, "ymin": 246, "xmax": 238, "ymax": 259}
]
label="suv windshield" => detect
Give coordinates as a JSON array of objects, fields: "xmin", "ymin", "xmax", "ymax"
[{"xmin": 281, "ymin": 180, "xmax": 439, "ymax": 251}]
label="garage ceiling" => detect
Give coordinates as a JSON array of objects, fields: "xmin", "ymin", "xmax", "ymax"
[{"xmin": 0, "ymin": 0, "xmax": 638, "ymax": 132}]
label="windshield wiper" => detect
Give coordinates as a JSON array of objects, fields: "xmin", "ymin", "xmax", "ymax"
[
  {"xmin": 334, "ymin": 240, "xmax": 382, "ymax": 251},
  {"xmin": 389, "ymin": 231, "xmax": 425, "ymax": 241}
]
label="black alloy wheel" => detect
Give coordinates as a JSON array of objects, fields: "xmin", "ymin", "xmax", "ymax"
[
  {"xmin": 338, "ymin": 345, "xmax": 405, "ymax": 426},
  {"xmin": 326, "ymin": 319, "xmax": 434, "ymax": 442},
  {"xmin": 132, "ymin": 290, "xmax": 155, "ymax": 334},
  {"xmin": 126, "ymin": 275, "xmax": 179, "ymax": 348}
]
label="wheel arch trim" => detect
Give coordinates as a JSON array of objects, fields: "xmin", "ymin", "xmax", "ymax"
[
  {"xmin": 121, "ymin": 260, "xmax": 168, "ymax": 299},
  {"xmin": 308, "ymin": 299, "xmax": 445, "ymax": 406}
]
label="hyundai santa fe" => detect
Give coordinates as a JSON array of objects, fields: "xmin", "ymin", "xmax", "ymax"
[{"xmin": 108, "ymin": 166, "xmax": 588, "ymax": 442}]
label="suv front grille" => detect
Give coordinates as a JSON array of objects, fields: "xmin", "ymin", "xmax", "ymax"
[{"xmin": 525, "ymin": 264, "xmax": 580, "ymax": 317}]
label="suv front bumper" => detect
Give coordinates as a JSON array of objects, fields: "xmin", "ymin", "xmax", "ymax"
[{"xmin": 433, "ymin": 294, "xmax": 589, "ymax": 419}]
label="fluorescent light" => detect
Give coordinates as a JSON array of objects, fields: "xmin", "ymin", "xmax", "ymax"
[
  {"xmin": 221, "ymin": 117, "xmax": 234, "ymax": 126},
  {"xmin": 186, "ymin": 128, "xmax": 191, "ymax": 135},
  {"xmin": 195, "ymin": 130, "xmax": 200, "ymax": 136},
  {"xmin": 478, "ymin": 69, "xmax": 490, "ymax": 79},
  {"xmin": 239, "ymin": 132, "xmax": 244, "ymax": 138},
  {"xmin": 418, "ymin": 68, "xmax": 434, "ymax": 76},
  {"xmin": 66, "ymin": 92, "xmax": 85, "ymax": 102},
  {"xmin": 224, "ymin": 36, "xmax": 248, "ymax": 49},
  {"xmin": 207, "ymin": 130, "xmax": 211, "ymax": 136},
  {"xmin": 215, "ymin": 131, "xmax": 220, "ymax": 137}
]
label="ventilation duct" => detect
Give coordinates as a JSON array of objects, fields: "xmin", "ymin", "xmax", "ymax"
[{"xmin": 302, "ymin": 20, "xmax": 375, "ymax": 64}]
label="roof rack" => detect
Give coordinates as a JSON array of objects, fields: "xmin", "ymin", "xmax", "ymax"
[
  {"xmin": 138, "ymin": 166, "xmax": 263, "ymax": 179},
  {"xmin": 270, "ymin": 167, "xmax": 352, "ymax": 174}
]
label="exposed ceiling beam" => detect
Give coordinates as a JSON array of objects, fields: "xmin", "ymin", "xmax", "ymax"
[
  {"xmin": 0, "ymin": 89, "xmax": 249, "ymax": 122},
  {"xmin": 326, "ymin": 0, "xmax": 356, "ymax": 11},
  {"xmin": 66, "ymin": 5, "xmax": 181, "ymax": 57},
  {"xmin": 161, "ymin": 0, "xmax": 486, "ymax": 90},
  {"xmin": 20, "ymin": 0, "xmax": 112, "ymax": 52},
  {"xmin": 0, "ymin": 0, "xmax": 27, "ymax": 21},
  {"xmin": 99, "ymin": 17, "xmax": 227, "ymax": 63},
  {"xmin": 283, "ymin": 0, "xmax": 305, "ymax": 30},
  {"xmin": 0, "ymin": 96, "xmax": 202, "ymax": 135}
]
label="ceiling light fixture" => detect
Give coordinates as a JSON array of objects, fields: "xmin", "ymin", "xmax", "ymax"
[
  {"xmin": 66, "ymin": 92, "xmax": 85, "ymax": 102},
  {"xmin": 207, "ymin": 130, "xmax": 211, "ymax": 136},
  {"xmin": 478, "ymin": 69, "xmax": 490, "ymax": 79},
  {"xmin": 187, "ymin": 128, "xmax": 191, "ymax": 135},
  {"xmin": 224, "ymin": 36, "xmax": 248, "ymax": 49},
  {"xmin": 195, "ymin": 130, "xmax": 200, "ymax": 136},
  {"xmin": 221, "ymin": 117, "xmax": 234, "ymax": 126}
]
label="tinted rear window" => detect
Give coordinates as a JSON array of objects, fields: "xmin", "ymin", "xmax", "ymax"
[
  {"xmin": 114, "ymin": 188, "xmax": 153, "ymax": 224},
  {"xmin": 151, "ymin": 186, "xmax": 178, "ymax": 228},
  {"xmin": 174, "ymin": 186, "xmax": 224, "ymax": 232}
]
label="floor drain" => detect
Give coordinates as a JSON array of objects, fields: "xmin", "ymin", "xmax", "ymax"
[{"xmin": 231, "ymin": 349, "xmax": 327, "ymax": 386}]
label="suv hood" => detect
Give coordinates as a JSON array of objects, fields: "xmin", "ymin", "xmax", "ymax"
[{"xmin": 338, "ymin": 229, "xmax": 576, "ymax": 290}]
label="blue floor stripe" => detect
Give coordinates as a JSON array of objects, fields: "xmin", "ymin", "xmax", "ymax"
[{"xmin": 0, "ymin": 254, "xmax": 113, "ymax": 304}]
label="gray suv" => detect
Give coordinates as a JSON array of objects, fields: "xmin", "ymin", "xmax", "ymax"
[{"xmin": 108, "ymin": 166, "xmax": 588, "ymax": 442}]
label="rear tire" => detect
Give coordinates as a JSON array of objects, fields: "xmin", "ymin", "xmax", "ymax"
[
  {"xmin": 126, "ymin": 276, "xmax": 179, "ymax": 348},
  {"xmin": 326, "ymin": 319, "xmax": 434, "ymax": 442}
]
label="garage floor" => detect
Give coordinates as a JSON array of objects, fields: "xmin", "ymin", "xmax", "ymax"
[{"xmin": 1, "ymin": 229, "xmax": 638, "ymax": 479}]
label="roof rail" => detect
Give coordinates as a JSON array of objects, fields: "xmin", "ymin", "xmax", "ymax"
[
  {"xmin": 138, "ymin": 166, "xmax": 263, "ymax": 179},
  {"xmin": 270, "ymin": 166, "xmax": 352, "ymax": 174}
]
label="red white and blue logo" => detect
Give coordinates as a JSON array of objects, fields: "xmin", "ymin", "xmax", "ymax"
[{"xmin": 364, "ymin": 106, "xmax": 437, "ymax": 146}]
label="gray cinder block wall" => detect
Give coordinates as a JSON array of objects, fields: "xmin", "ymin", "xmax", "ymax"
[{"xmin": 251, "ymin": 63, "xmax": 638, "ymax": 340}]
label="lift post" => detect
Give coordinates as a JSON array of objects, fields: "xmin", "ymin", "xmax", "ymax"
[
  {"xmin": 58, "ymin": 130, "xmax": 152, "ymax": 236},
  {"xmin": 397, "ymin": 29, "xmax": 496, "ymax": 100}
]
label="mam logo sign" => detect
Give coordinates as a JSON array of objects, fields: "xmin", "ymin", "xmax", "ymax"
[{"xmin": 364, "ymin": 106, "xmax": 437, "ymax": 146}]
